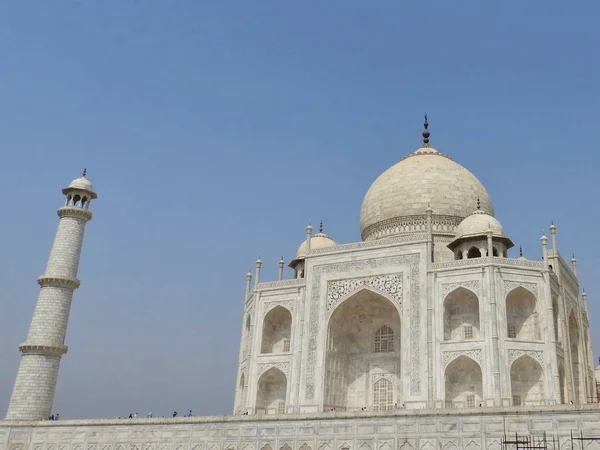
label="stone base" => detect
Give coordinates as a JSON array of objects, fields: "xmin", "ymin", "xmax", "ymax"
[{"xmin": 2, "ymin": 405, "xmax": 600, "ymax": 450}]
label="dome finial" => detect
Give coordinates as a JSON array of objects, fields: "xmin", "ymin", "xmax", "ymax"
[
  {"xmin": 477, "ymin": 197, "xmax": 481, "ymax": 210},
  {"xmin": 519, "ymin": 245, "xmax": 523, "ymax": 257},
  {"xmin": 422, "ymin": 114, "xmax": 430, "ymax": 147},
  {"xmin": 319, "ymin": 219, "xmax": 323, "ymax": 233},
  {"xmin": 82, "ymin": 168, "xmax": 87, "ymax": 178}
]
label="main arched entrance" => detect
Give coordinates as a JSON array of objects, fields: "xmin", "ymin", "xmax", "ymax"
[{"xmin": 324, "ymin": 289, "xmax": 401, "ymax": 411}]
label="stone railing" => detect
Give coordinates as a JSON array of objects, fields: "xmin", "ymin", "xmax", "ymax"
[
  {"xmin": 254, "ymin": 278, "xmax": 305, "ymax": 291},
  {"xmin": 308, "ymin": 233, "xmax": 428, "ymax": 256},
  {"xmin": 431, "ymin": 257, "xmax": 545, "ymax": 271}
]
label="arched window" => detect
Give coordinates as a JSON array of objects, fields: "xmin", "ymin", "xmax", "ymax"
[
  {"xmin": 492, "ymin": 247, "xmax": 499, "ymax": 257},
  {"xmin": 445, "ymin": 356, "xmax": 483, "ymax": 408},
  {"xmin": 467, "ymin": 247, "xmax": 481, "ymax": 258},
  {"xmin": 261, "ymin": 306, "xmax": 292, "ymax": 354},
  {"xmin": 373, "ymin": 378, "xmax": 394, "ymax": 411},
  {"xmin": 444, "ymin": 287, "xmax": 480, "ymax": 341},
  {"xmin": 510, "ymin": 355, "xmax": 544, "ymax": 406},
  {"xmin": 374, "ymin": 325, "xmax": 394, "ymax": 353},
  {"xmin": 506, "ymin": 287, "xmax": 540, "ymax": 340},
  {"xmin": 256, "ymin": 368, "xmax": 287, "ymax": 415}
]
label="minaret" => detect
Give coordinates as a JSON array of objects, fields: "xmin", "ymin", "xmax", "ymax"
[{"xmin": 5, "ymin": 171, "xmax": 97, "ymax": 421}]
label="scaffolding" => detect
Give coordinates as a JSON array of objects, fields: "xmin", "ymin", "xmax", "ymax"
[
  {"xmin": 501, "ymin": 432, "xmax": 557, "ymax": 449},
  {"xmin": 500, "ymin": 431, "xmax": 600, "ymax": 449}
]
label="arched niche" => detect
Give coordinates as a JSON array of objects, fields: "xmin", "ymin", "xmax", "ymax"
[
  {"xmin": 443, "ymin": 287, "xmax": 480, "ymax": 341},
  {"xmin": 244, "ymin": 314, "xmax": 251, "ymax": 356},
  {"xmin": 324, "ymin": 289, "xmax": 400, "ymax": 411},
  {"xmin": 237, "ymin": 372, "xmax": 246, "ymax": 411},
  {"xmin": 552, "ymin": 297, "xmax": 560, "ymax": 345},
  {"xmin": 506, "ymin": 287, "xmax": 540, "ymax": 340},
  {"xmin": 256, "ymin": 367, "xmax": 287, "ymax": 415},
  {"xmin": 510, "ymin": 355, "xmax": 544, "ymax": 406},
  {"xmin": 467, "ymin": 247, "xmax": 482, "ymax": 258},
  {"xmin": 445, "ymin": 356, "xmax": 483, "ymax": 408},
  {"xmin": 569, "ymin": 312, "xmax": 581, "ymax": 402},
  {"xmin": 261, "ymin": 306, "xmax": 292, "ymax": 354},
  {"xmin": 558, "ymin": 362, "xmax": 566, "ymax": 404}
]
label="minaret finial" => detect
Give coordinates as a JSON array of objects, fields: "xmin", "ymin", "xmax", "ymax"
[
  {"xmin": 82, "ymin": 168, "xmax": 87, "ymax": 178},
  {"xmin": 422, "ymin": 114, "xmax": 430, "ymax": 147},
  {"xmin": 477, "ymin": 197, "xmax": 481, "ymax": 210},
  {"xmin": 519, "ymin": 245, "xmax": 523, "ymax": 257},
  {"xmin": 319, "ymin": 219, "xmax": 323, "ymax": 233}
]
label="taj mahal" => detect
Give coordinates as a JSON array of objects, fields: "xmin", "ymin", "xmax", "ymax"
[{"xmin": 2, "ymin": 118, "xmax": 600, "ymax": 449}]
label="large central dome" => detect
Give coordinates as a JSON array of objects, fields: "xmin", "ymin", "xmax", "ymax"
[{"xmin": 360, "ymin": 119, "xmax": 493, "ymax": 241}]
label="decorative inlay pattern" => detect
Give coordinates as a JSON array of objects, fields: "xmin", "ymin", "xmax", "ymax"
[
  {"xmin": 442, "ymin": 350, "xmax": 482, "ymax": 368},
  {"xmin": 255, "ymin": 279, "xmax": 305, "ymax": 290},
  {"xmin": 441, "ymin": 280, "xmax": 480, "ymax": 298},
  {"xmin": 507, "ymin": 349, "xmax": 544, "ymax": 365},
  {"xmin": 432, "ymin": 257, "xmax": 545, "ymax": 270},
  {"xmin": 305, "ymin": 254, "xmax": 421, "ymax": 399},
  {"xmin": 361, "ymin": 214, "xmax": 462, "ymax": 241},
  {"xmin": 257, "ymin": 362, "xmax": 290, "ymax": 377},
  {"xmin": 263, "ymin": 300, "xmax": 294, "ymax": 315},
  {"xmin": 326, "ymin": 274, "xmax": 402, "ymax": 312},
  {"xmin": 309, "ymin": 234, "xmax": 427, "ymax": 255},
  {"xmin": 504, "ymin": 281, "xmax": 538, "ymax": 296}
]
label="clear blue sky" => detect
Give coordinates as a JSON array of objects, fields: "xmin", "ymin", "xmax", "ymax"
[{"xmin": 0, "ymin": 1, "xmax": 599, "ymax": 419}]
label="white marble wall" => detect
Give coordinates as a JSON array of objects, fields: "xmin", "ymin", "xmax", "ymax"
[{"xmin": 2, "ymin": 406, "xmax": 600, "ymax": 450}]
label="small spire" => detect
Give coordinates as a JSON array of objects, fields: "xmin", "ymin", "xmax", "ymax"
[
  {"xmin": 422, "ymin": 114, "xmax": 430, "ymax": 147},
  {"xmin": 519, "ymin": 246, "xmax": 523, "ymax": 257},
  {"xmin": 82, "ymin": 168, "xmax": 87, "ymax": 178},
  {"xmin": 477, "ymin": 197, "xmax": 481, "ymax": 210},
  {"xmin": 319, "ymin": 219, "xmax": 323, "ymax": 233}
]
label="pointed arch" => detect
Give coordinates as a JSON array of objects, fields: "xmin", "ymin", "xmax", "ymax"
[
  {"xmin": 244, "ymin": 314, "xmax": 252, "ymax": 357},
  {"xmin": 506, "ymin": 286, "xmax": 540, "ymax": 340},
  {"xmin": 444, "ymin": 356, "xmax": 482, "ymax": 408},
  {"xmin": 327, "ymin": 284, "xmax": 402, "ymax": 320},
  {"xmin": 261, "ymin": 306, "xmax": 292, "ymax": 354},
  {"xmin": 558, "ymin": 362, "xmax": 566, "ymax": 404},
  {"xmin": 569, "ymin": 312, "xmax": 581, "ymax": 402},
  {"xmin": 324, "ymin": 289, "xmax": 401, "ymax": 411},
  {"xmin": 510, "ymin": 355, "xmax": 544, "ymax": 406},
  {"xmin": 443, "ymin": 287, "xmax": 480, "ymax": 341},
  {"xmin": 467, "ymin": 247, "xmax": 481, "ymax": 258},
  {"xmin": 256, "ymin": 367, "xmax": 287, "ymax": 415},
  {"xmin": 237, "ymin": 372, "xmax": 246, "ymax": 411},
  {"xmin": 552, "ymin": 297, "xmax": 560, "ymax": 345}
]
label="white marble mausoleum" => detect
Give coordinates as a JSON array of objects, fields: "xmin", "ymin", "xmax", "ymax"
[{"xmin": 234, "ymin": 117, "xmax": 596, "ymax": 416}]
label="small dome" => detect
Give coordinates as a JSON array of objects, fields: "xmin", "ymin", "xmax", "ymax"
[
  {"xmin": 296, "ymin": 232, "xmax": 336, "ymax": 258},
  {"xmin": 68, "ymin": 176, "xmax": 93, "ymax": 191},
  {"xmin": 455, "ymin": 209, "xmax": 504, "ymax": 239}
]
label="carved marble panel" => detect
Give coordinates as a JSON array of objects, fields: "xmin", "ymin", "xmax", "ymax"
[
  {"xmin": 507, "ymin": 349, "xmax": 544, "ymax": 365},
  {"xmin": 257, "ymin": 362, "xmax": 290, "ymax": 377},
  {"xmin": 442, "ymin": 350, "xmax": 483, "ymax": 368},
  {"xmin": 441, "ymin": 280, "xmax": 480, "ymax": 298},
  {"xmin": 504, "ymin": 281, "xmax": 538, "ymax": 297},
  {"xmin": 326, "ymin": 273, "xmax": 402, "ymax": 312},
  {"xmin": 263, "ymin": 300, "xmax": 294, "ymax": 316}
]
